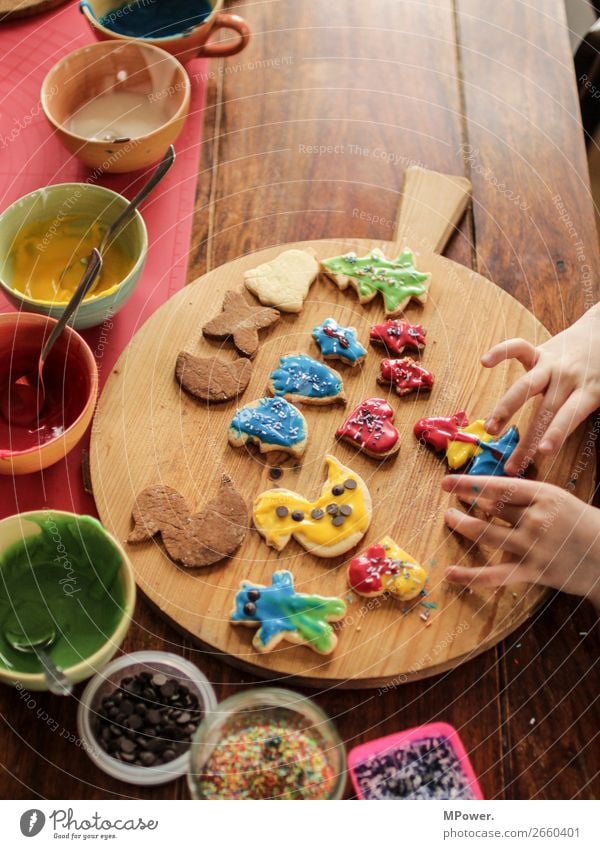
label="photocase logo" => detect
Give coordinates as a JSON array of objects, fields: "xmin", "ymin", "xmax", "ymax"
[{"xmin": 19, "ymin": 810, "xmax": 46, "ymax": 837}]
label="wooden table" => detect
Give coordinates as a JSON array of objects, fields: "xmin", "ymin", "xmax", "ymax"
[{"xmin": 2, "ymin": 0, "xmax": 599, "ymax": 800}]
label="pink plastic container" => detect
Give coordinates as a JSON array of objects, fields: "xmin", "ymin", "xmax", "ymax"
[{"xmin": 347, "ymin": 721, "xmax": 484, "ymax": 800}]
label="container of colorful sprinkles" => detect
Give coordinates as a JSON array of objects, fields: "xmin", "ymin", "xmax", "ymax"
[
  {"xmin": 188, "ymin": 688, "xmax": 346, "ymax": 799},
  {"xmin": 348, "ymin": 722, "xmax": 483, "ymax": 800}
]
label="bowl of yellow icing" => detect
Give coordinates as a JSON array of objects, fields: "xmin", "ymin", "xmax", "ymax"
[{"xmin": 0, "ymin": 183, "xmax": 147, "ymax": 329}]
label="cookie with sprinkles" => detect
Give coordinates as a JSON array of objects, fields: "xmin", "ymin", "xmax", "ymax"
[
  {"xmin": 312, "ymin": 317, "xmax": 367, "ymax": 367},
  {"xmin": 347, "ymin": 536, "xmax": 427, "ymax": 601},
  {"xmin": 378, "ymin": 357, "xmax": 435, "ymax": 397},
  {"xmin": 268, "ymin": 352, "xmax": 346, "ymax": 405},
  {"xmin": 369, "ymin": 318, "xmax": 427, "ymax": 355},
  {"xmin": 253, "ymin": 454, "xmax": 372, "ymax": 557},
  {"xmin": 228, "ymin": 396, "xmax": 308, "ymax": 458},
  {"xmin": 321, "ymin": 248, "xmax": 431, "ymax": 317},
  {"xmin": 230, "ymin": 569, "xmax": 346, "ymax": 655},
  {"xmin": 336, "ymin": 398, "xmax": 400, "ymax": 458}
]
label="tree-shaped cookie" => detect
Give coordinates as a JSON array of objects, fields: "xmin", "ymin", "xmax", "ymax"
[
  {"xmin": 230, "ymin": 570, "xmax": 346, "ymax": 654},
  {"xmin": 322, "ymin": 248, "xmax": 431, "ymax": 317},
  {"xmin": 202, "ymin": 290, "xmax": 280, "ymax": 358}
]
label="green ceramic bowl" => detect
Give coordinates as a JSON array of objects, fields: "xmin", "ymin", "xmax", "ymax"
[
  {"xmin": 0, "ymin": 183, "xmax": 147, "ymax": 329},
  {"xmin": 0, "ymin": 511, "xmax": 136, "ymax": 691}
]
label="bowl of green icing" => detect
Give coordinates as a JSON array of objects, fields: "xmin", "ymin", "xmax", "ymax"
[{"xmin": 0, "ymin": 511, "xmax": 136, "ymax": 690}]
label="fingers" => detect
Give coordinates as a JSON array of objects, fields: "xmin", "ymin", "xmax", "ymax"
[
  {"xmin": 484, "ymin": 366, "xmax": 550, "ymax": 435},
  {"xmin": 538, "ymin": 389, "xmax": 592, "ymax": 454},
  {"xmin": 445, "ymin": 562, "xmax": 527, "ymax": 588},
  {"xmin": 503, "ymin": 380, "xmax": 572, "ymax": 474},
  {"xmin": 454, "ymin": 495, "xmax": 523, "ymax": 526},
  {"xmin": 442, "ymin": 475, "xmax": 540, "ymax": 506},
  {"xmin": 481, "ymin": 338, "xmax": 539, "ymax": 370},
  {"xmin": 444, "ymin": 508, "xmax": 524, "ymax": 555}
]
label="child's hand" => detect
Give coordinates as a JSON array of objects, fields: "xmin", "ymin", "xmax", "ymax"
[
  {"xmin": 481, "ymin": 305, "xmax": 600, "ymax": 474},
  {"xmin": 442, "ymin": 475, "xmax": 600, "ymax": 609}
]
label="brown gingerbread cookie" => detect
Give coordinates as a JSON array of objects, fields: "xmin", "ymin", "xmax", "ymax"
[
  {"xmin": 175, "ymin": 352, "xmax": 252, "ymax": 403},
  {"xmin": 128, "ymin": 475, "xmax": 248, "ymax": 568},
  {"xmin": 202, "ymin": 290, "xmax": 280, "ymax": 358}
]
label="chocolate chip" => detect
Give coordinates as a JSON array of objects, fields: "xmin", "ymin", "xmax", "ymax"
[
  {"xmin": 332, "ymin": 515, "xmax": 345, "ymax": 526},
  {"xmin": 244, "ymin": 602, "xmax": 256, "ymax": 615},
  {"xmin": 343, "ymin": 478, "xmax": 357, "ymax": 490},
  {"xmin": 311, "ymin": 508, "xmax": 324, "ymax": 520},
  {"xmin": 291, "ymin": 510, "xmax": 304, "ymax": 521},
  {"xmin": 93, "ymin": 671, "xmax": 203, "ymax": 769},
  {"xmin": 326, "ymin": 503, "xmax": 339, "ymax": 516},
  {"xmin": 331, "ymin": 484, "xmax": 344, "ymax": 496},
  {"xmin": 275, "ymin": 505, "xmax": 289, "ymax": 518},
  {"xmin": 120, "ymin": 738, "xmax": 136, "ymax": 754},
  {"xmin": 340, "ymin": 504, "xmax": 353, "ymax": 516},
  {"xmin": 247, "ymin": 589, "xmax": 260, "ymax": 601}
]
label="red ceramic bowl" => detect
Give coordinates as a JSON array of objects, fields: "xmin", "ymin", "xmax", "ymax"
[{"xmin": 0, "ymin": 312, "xmax": 98, "ymax": 475}]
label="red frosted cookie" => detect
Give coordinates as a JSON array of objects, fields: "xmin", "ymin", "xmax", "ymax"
[
  {"xmin": 336, "ymin": 398, "xmax": 400, "ymax": 459},
  {"xmin": 378, "ymin": 357, "xmax": 434, "ymax": 396},
  {"xmin": 369, "ymin": 319, "xmax": 426, "ymax": 356}
]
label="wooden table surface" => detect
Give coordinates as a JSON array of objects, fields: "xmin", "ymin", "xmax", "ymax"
[{"xmin": 2, "ymin": 0, "xmax": 599, "ymax": 800}]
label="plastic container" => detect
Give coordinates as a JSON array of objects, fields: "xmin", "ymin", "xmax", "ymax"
[
  {"xmin": 188, "ymin": 687, "xmax": 346, "ymax": 800},
  {"xmin": 348, "ymin": 721, "xmax": 484, "ymax": 800},
  {"xmin": 77, "ymin": 651, "xmax": 217, "ymax": 786}
]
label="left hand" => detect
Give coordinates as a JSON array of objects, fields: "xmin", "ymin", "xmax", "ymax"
[{"xmin": 441, "ymin": 475, "xmax": 600, "ymax": 609}]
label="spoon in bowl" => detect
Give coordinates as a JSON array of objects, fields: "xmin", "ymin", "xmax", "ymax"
[
  {"xmin": 5, "ymin": 621, "xmax": 72, "ymax": 696},
  {"xmin": 0, "ymin": 248, "xmax": 103, "ymax": 427},
  {"xmin": 1, "ymin": 144, "xmax": 177, "ymax": 427}
]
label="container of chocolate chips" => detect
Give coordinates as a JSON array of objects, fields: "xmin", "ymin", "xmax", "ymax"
[{"xmin": 77, "ymin": 651, "xmax": 217, "ymax": 785}]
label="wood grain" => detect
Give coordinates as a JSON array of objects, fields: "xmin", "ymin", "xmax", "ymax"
[
  {"xmin": 89, "ymin": 223, "xmax": 593, "ymax": 689},
  {"xmin": 1, "ymin": 0, "xmax": 598, "ymax": 801},
  {"xmin": 457, "ymin": 0, "xmax": 600, "ymax": 800},
  {"xmin": 0, "ymin": 0, "xmax": 70, "ymax": 21}
]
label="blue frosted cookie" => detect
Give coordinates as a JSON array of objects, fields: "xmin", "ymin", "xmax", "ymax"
[
  {"xmin": 228, "ymin": 396, "xmax": 308, "ymax": 457},
  {"xmin": 312, "ymin": 317, "xmax": 367, "ymax": 366},
  {"xmin": 268, "ymin": 353, "xmax": 346, "ymax": 405}
]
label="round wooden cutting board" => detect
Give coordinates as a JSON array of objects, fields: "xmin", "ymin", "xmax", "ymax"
[
  {"xmin": 0, "ymin": 0, "xmax": 70, "ymax": 21},
  {"xmin": 91, "ymin": 168, "xmax": 594, "ymax": 688}
]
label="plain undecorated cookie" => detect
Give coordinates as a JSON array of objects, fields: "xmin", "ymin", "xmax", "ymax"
[
  {"xmin": 202, "ymin": 290, "xmax": 280, "ymax": 358},
  {"xmin": 128, "ymin": 476, "xmax": 248, "ymax": 568},
  {"xmin": 175, "ymin": 352, "xmax": 252, "ymax": 402},
  {"xmin": 244, "ymin": 248, "xmax": 319, "ymax": 313}
]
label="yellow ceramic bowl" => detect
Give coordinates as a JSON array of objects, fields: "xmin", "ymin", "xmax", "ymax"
[
  {"xmin": 0, "ymin": 511, "xmax": 136, "ymax": 691},
  {"xmin": 0, "ymin": 183, "xmax": 147, "ymax": 330},
  {"xmin": 0, "ymin": 312, "xmax": 98, "ymax": 475},
  {"xmin": 41, "ymin": 41, "xmax": 190, "ymax": 173}
]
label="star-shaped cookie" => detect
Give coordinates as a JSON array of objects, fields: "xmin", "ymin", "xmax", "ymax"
[{"xmin": 202, "ymin": 290, "xmax": 280, "ymax": 358}]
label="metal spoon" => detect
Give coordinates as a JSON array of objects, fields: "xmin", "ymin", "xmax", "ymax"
[
  {"xmin": 0, "ymin": 248, "xmax": 103, "ymax": 427},
  {"xmin": 86, "ymin": 143, "xmax": 176, "ymax": 295},
  {"xmin": 5, "ymin": 623, "xmax": 72, "ymax": 696},
  {"xmin": 2, "ymin": 145, "xmax": 177, "ymax": 427}
]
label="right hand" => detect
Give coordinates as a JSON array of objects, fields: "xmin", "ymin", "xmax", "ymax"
[{"xmin": 481, "ymin": 304, "xmax": 600, "ymax": 474}]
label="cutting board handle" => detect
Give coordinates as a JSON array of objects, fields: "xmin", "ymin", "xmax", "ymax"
[{"xmin": 393, "ymin": 166, "xmax": 472, "ymax": 254}]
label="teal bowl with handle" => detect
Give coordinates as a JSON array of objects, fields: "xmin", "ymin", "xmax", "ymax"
[{"xmin": 0, "ymin": 183, "xmax": 147, "ymax": 329}]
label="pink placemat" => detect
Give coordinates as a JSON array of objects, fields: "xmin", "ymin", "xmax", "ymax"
[{"xmin": 0, "ymin": 1, "xmax": 208, "ymax": 517}]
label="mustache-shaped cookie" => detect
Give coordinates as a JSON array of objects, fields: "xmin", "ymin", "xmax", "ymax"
[{"xmin": 253, "ymin": 455, "xmax": 372, "ymax": 557}]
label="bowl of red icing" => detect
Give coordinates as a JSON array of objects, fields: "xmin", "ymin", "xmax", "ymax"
[{"xmin": 0, "ymin": 312, "xmax": 98, "ymax": 475}]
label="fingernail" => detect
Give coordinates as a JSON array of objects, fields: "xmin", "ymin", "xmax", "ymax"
[
  {"xmin": 445, "ymin": 567, "xmax": 458, "ymax": 581},
  {"xmin": 485, "ymin": 417, "xmax": 500, "ymax": 434},
  {"xmin": 481, "ymin": 354, "xmax": 491, "ymax": 366},
  {"xmin": 539, "ymin": 439, "xmax": 552, "ymax": 452}
]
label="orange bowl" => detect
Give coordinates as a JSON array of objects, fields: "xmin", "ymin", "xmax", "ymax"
[
  {"xmin": 41, "ymin": 41, "xmax": 190, "ymax": 173},
  {"xmin": 0, "ymin": 313, "xmax": 98, "ymax": 475}
]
